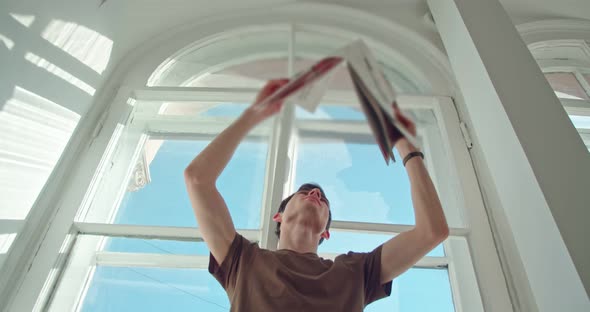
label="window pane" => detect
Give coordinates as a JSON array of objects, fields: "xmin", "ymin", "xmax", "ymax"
[
  {"xmin": 80, "ymin": 267, "xmax": 228, "ymax": 312},
  {"xmin": 366, "ymin": 268, "xmax": 455, "ymax": 312},
  {"xmin": 295, "ymin": 139, "xmax": 415, "ymax": 225},
  {"xmin": 569, "ymin": 115, "xmax": 590, "ymax": 152},
  {"xmin": 104, "ymin": 237, "xmax": 210, "ymax": 256},
  {"xmin": 570, "ymin": 115, "xmax": 590, "ymax": 129},
  {"xmin": 545, "ymin": 72, "xmax": 589, "ymax": 100},
  {"xmin": 76, "ymin": 268, "xmax": 455, "ymax": 312},
  {"xmin": 294, "ymin": 108, "xmax": 465, "ymax": 228},
  {"xmin": 295, "ymin": 105, "xmax": 366, "ymax": 120},
  {"xmin": 113, "ymin": 139, "xmax": 267, "ymax": 229},
  {"xmin": 158, "ymin": 102, "xmax": 248, "ymax": 117},
  {"xmin": 580, "ymin": 132, "xmax": 590, "ymax": 151},
  {"xmin": 149, "ymin": 30, "xmax": 290, "ymax": 87},
  {"xmin": 319, "ymin": 230, "xmax": 445, "ymax": 257}
]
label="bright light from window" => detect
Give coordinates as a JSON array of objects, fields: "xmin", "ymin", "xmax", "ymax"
[
  {"xmin": 295, "ymin": 105, "xmax": 365, "ymax": 120},
  {"xmin": 555, "ymin": 91, "xmax": 585, "ymax": 100},
  {"xmin": 0, "ymin": 233, "xmax": 17, "ymax": 254},
  {"xmin": 0, "ymin": 33, "xmax": 14, "ymax": 50},
  {"xmin": 0, "ymin": 86, "xmax": 79, "ymax": 220},
  {"xmin": 25, "ymin": 52, "xmax": 96, "ymax": 95},
  {"xmin": 42, "ymin": 20, "xmax": 113, "ymax": 74},
  {"xmin": 545, "ymin": 72, "xmax": 589, "ymax": 100},
  {"xmin": 570, "ymin": 115, "xmax": 590, "ymax": 129},
  {"xmin": 9, "ymin": 13, "xmax": 35, "ymax": 27}
]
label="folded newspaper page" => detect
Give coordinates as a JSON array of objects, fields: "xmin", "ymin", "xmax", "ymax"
[{"xmin": 255, "ymin": 39, "xmax": 419, "ymax": 164}]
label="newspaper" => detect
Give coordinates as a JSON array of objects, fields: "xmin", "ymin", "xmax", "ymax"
[{"xmin": 255, "ymin": 39, "xmax": 419, "ymax": 164}]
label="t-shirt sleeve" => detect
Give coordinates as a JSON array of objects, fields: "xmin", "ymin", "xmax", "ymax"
[
  {"xmin": 362, "ymin": 245, "xmax": 393, "ymax": 305},
  {"xmin": 208, "ymin": 233, "xmax": 255, "ymax": 292}
]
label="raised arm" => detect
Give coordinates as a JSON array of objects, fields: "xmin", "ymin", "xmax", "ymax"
[
  {"xmin": 379, "ymin": 108, "xmax": 450, "ymax": 284},
  {"xmin": 184, "ymin": 79, "xmax": 288, "ymax": 264}
]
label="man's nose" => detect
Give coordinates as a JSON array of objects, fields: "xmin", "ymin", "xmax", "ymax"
[{"xmin": 309, "ymin": 188, "xmax": 321, "ymax": 198}]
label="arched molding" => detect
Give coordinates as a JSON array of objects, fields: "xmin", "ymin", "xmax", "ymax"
[
  {"xmin": 115, "ymin": 3, "xmax": 455, "ymax": 95},
  {"xmin": 517, "ymin": 19, "xmax": 590, "ymax": 45}
]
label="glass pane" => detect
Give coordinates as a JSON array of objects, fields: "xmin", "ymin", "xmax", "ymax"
[
  {"xmin": 79, "ymin": 267, "xmax": 229, "ymax": 312},
  {"xmin": 319, "ymin": 231, "xmax": 445, "ymax": 257},
  {"xmin": 569, "ymin": 115, "xmax": 590, "ymax": 152},
  {"xmin": 545, "ymin": 72, "xmax": 589, "ymax": 100},
  {"xmin": 295, "ymin": 105, "xmax": 366, "ymax": 120},
  {"xmin": 294, "ymin": 139, "xmax": 414, "ymax": 225},
  {"xmin": 580, "ymin": 132, "xmax": 590, "ymax": 151},
  {"xmin": 366, "ymin": 268, "xmax": 455, "ymax": 312},
  {"xmin": 158, "ymin": 102, "xmax": 249, "ymax": 117},
  {"xmin": 113, "ymin": 139, "xmax": 267, "ymax": 229},
  {"xmin": 293, "ymin": 108, "xmax": 465, "ymax": 228},
  {"xmin": 77, "ymin": 268, "xmax": 454, "ymax": 312},
  {"xmin": 570, "ymin": 115, "xmax": 590, "ymax": 129},
  {"xmin": 104, "ymin": 237, "xmax": 210, "ymax": 256}
]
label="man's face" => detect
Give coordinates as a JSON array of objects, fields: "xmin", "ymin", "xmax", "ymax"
[{"xmin": 282, "ymin": 186, "xmax": 331, "ymax": 236}]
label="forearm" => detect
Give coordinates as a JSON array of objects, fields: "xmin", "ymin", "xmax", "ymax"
[
  {"xmin": 184, "ymin": 111, "xmax": 259, "ymax": 184},
  {"xmin": 397, "ymin": 142, "xmax": 449, "ymax": 239}
]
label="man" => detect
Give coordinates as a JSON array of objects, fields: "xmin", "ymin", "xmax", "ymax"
[{"xmin": 184, "ymin": 79, "xmax": 449, "ymax": 311}]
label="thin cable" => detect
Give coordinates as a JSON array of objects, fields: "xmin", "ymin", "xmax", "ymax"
[
  {"xmin": 141, "ymin": 240, "xmax": 174, "ymax": 254},
  {"xmin": 126, "ymin": 267, "xmax": 228, "ymax": 311}
]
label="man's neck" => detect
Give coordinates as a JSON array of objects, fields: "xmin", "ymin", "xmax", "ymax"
[{"xmin": 278, "ymin": 224, "xmax": 319, "ymax": 254}]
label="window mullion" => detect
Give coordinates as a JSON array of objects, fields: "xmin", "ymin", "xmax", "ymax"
[
  {"xmin": 73, "ymin": 222, "xmax": 260, "ymax": 242},
  {"xmin": 260, "ymin": 27, "xmax": 297, "ymax": 250},
  {"xmin": 330, "ymin": 220, "xmax": 469, "ymax": 237}
]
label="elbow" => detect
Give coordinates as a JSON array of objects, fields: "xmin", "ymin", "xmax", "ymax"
[
  {"xmin": 184, "ymin": 165, "xmax": 211, "ymax": 186},
  {"xmin": 428, "ymin": 224, "xmax": 450, "ymax": 244},
  {"xmin": 418, "ymin": 223, "xmax": 449, "ymax": 246}
]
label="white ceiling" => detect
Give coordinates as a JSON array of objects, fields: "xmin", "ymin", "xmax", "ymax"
[
  {"xmin": 302, "ymin": 0, "xmax": 590, "ymax": 24},
  {"xmin": 499, "ymin": 0, "xmax": 590, "ymax": 24},
  {"xmin": 98, "ymin": 0, "xmax": 589, "ymax": 74}
]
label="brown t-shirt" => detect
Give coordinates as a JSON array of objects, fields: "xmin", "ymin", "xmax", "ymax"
[{"xmin": 209, "ymin": 233, "xmax": 392, "ymax": 311}]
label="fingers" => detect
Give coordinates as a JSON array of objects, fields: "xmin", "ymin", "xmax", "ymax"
[
  {"xmin": 265, "ymin": 79, "xmax": 289, "ymax": 92},
  {"xmin": 254, "ymin": 79, "xmax": 288, "ymax": 105},
  {"xmin": 257, "ymin": 79, "xmax": 289, "ymax": 101},
  {"xmin": 392, "ymin": 104, "xmax": 417, "ymax": 136}
]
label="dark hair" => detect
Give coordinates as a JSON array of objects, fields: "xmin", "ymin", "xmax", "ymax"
[{"xmin": 274, "ymin": 183, "xmax": 332, "ymax": 245}]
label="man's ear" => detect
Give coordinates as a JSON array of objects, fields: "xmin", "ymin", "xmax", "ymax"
[
  {"xmin": 272, "ymin": 212, "xmax": 282, "ymax": 222},
  {"xmin": 321, "ymin": 230, "xmax": 330, "ymax": 240}
]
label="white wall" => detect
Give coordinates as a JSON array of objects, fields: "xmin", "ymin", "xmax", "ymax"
[{"xmin": 0, "ymin": 0, "xmax": 116, "ymax": 275}]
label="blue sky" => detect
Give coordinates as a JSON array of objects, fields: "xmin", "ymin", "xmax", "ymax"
[{"xmin": 80, "ymin": 104, "xmax": 455, "ymax": 311}]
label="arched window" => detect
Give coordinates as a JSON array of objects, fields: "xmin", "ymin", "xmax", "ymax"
[
  {"xmin": 533, "ymin": 39, "xmax": 590, "ymax": 150},
  {"xmin": 25, "ymin": 22, "xmax": 507, "ymax": 312}
]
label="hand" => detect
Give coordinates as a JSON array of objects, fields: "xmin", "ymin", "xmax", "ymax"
[
  {"xmin": 392, "ymin": 105, "xmax": 418, "ymax": 157},
  {"xmin": 243, "ymin": 79, "xmax": 290, "ymax": 124}
]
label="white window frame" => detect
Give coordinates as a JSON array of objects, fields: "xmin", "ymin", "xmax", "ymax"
[
  {"xmin": 39, "ymin": 89, "xmax": 505, "ymax": 312},
  {"xmin": 8, "ymin": 25, "xmax": 512, "ymax": 312}
]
